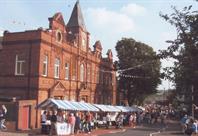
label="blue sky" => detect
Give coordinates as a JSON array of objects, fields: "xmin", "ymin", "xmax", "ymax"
[{"xmin": 0, "ymin": 0, "xmax": 198, "ymax": 90}]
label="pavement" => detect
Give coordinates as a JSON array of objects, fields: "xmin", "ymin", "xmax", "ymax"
[{"xmin": 0, "ymin": 120, "xmax": 188, "ymax": 136}]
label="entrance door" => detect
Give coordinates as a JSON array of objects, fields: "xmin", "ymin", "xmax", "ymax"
[{"xmin": 21, "ymin": 106, "xmax": 30, "ymax": 130}]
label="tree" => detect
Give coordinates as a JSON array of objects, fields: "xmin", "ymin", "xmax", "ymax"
[
  {"xmin": 159, "ymin": 3, "xmax": 198, "ymax": 110},
  {"xmin": 116, "ymin": 38, "xmax": 161, "ymax": 105}
]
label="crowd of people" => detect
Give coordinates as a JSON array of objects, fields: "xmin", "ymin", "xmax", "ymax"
[
  {"xmin": 180, "ymin": 114, "xmax": 198, "ymax": 135},
  {"xmin": 41, "ymin": 109, "xmax": 143, "ymax": 135},
  {"xmin": 40, "ymin": 104, "xmax": 178, "ymax": 135},
  {"xmin": 117, "ymin": 104, "xmax": 175, "ymax": 129},
  {"xmin": 41, "ymin": 110, "xmax": 96, "ymax": 135},
  {"xmin": 1, "ymin": 102, "xmax": 197, "ymax": 135}
]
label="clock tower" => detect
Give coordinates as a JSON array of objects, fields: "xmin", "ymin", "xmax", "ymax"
[{"xmin": 67, "ymin": 1, "xmax": 89, "ymax": 52}]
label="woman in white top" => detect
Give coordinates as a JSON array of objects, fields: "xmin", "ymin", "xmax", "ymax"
[{"xmin": 41, "ymin": 111, "xmax": 47, "ymax": 123}]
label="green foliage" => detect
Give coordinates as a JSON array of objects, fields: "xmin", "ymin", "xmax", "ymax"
[
  {"xmin": 159, "ymin": 4, "xmax": 198, "ymax": 109},
  {"xmin": 115, "ymin": 38, "xmax": 161, "ymax": 105}
]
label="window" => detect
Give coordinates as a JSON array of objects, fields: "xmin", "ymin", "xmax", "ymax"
[
  {"xmin": 56, "ymin": 30, "xmax": 62, "ymax": 43},
  {"xmin": 72, "ymin": 58, "xmax": 77, "ymax": 80},
  {"xmin": 65, "ymin": 62, "xmax": 69, "ymax": 80},
  {"xmin": 81, "ymin": 32, "xmax": 87, "ymax": 51},
  {"xmin": 87, "ymin": 65, "xmax": 90, "ymax": 82},
  {"xmin": 42, "ymin": 55, "xmax": 48, "ymax": 76},
  {"xmin": 82, "ymin": 38, "xmax": 86, "ymax": 51},
  {"xmin": 15, "ymin": 55, "xmax": 25, "ymax": 75},
  {"xmin": 80, "ymin": 64, "xmax": 84, "ymax": 82},
  {"xmin": 54, "ymin": 58, "xmax": 60, "ymax": 78}
]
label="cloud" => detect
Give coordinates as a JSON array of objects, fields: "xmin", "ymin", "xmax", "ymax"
[
  {"xmin": 0, "ymin": 29, "xmax": 4, "ymax": 36},
  {"xmin": 85, "ymin": 7, "xmax": 134, "ymax": 33},
  {"xmin": 120, "ymin": 3, "xmax": 146, "ymax": 16}
]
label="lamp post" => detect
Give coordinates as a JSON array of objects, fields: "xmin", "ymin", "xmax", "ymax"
[
  {"xmin": 192, "ymin": 85, "xmax": 194, "ymax": 118},
  {"xmin": 163, "ymin": 87, "xmax": 165, "ymax": 105}
]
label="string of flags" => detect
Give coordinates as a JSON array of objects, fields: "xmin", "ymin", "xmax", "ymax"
[
  {"xmin": 100, "ymin": 60, "xmax": 154, "ymax": 73},
  {"xmin": 98, "ymin": 62, "xmax": 154, "ymax": 79},
  {"xmin": 119, "ymin": 74, "xmax": 151, "ymax": 79}
]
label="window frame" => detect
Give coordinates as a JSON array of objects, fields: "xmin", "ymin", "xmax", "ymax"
[
  {"xmin": 15, "ymin": 55, "xmax": 25, "ymax": 76},
  {"xmin": 65, "ymin": 62, "xmax": 69, "ymax": 80},
  {"xmin": 80, "ymin": 64, "xmax": 85, "ymax": 82},
  {"xmin": 87, "ymin": 65, "xmax": 91, "ymax": 82},
  {"xmin": 42, "ymin": 55, "xmax": 48, "ymax": 77},
  {"xmin": 54, "ymin": 58, "xmax": 60, "ymax": 78}
]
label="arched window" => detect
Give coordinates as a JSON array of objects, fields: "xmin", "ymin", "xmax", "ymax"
[{"xmin": 80, "ymin": 64, "xmax": 85, "ymax": 82}]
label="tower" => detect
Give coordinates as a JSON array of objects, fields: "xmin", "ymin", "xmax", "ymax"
[{"xmin": 67, "ymin": 1, "xmax": 90, "ymax": 52}]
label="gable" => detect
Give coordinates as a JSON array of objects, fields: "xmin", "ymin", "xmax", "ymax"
[
  {"xmin": 48, "ymin": 12, "xmax": 65, "ymax": 30},
  {"xmin": 51, "ymin": 81, "xmax": 66, "ymax": 91},
  {"xmin": 54, "ymin": 12, "xmax": 65, "ymax": 25}
]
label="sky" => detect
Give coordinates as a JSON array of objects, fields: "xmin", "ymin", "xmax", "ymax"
[{"xmin": 0, "ymin": 0, "xmax": 197, "ymax": 90}]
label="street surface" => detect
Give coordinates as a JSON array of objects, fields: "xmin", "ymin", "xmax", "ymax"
[
  {"xmin": 101, "ymin": 120, "xmax": 188, "ymax": 136},
  {"xmin": 0, "ymin": 120, "xmax": 189, "ymax": 136}
]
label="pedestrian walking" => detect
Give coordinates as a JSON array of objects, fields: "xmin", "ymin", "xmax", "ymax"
[{"xmin": 0, "ymin": 105, "xmax": 7, "ymax": 130}]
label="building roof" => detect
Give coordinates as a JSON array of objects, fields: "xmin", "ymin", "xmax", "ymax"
[
  {"xmin": 93, "ymin": 40, "xmax": 102, "ymax": 50},
  {"xmin": 67, "ymin": 1, "xmax": 87, "ymax": 32}
]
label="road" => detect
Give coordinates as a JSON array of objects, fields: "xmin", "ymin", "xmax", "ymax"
[{"xmin": 101, "ymin": 120, "xmax": 188, "ymax": 136}]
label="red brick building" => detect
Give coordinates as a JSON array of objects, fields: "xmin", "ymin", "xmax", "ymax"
[{"xmin": 0, "ymin": 2, "xmax": 116, "ymax": 129}]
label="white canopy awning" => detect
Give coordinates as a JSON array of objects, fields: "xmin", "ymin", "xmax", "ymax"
[
  {"xmin": 37, "ymin": 98, "xmax": 99, "ymax": 112},
  {"xmin": 79, "ymin": 102, "xmax": 100, "ymax": 112},
  {"xmin": 36, "ymin": 98, "xmax": 77, "ymax": 110},
  {"xmin": 93, "ymin": 104, "xmax": 121, "ymax": 112},
  {"xmin": 115, "ymin": 106, "xmax": 130, "ymax": 112},
  {"xmin": 36, "ymin": 98, "xmax": 142, "ymax": 113}
]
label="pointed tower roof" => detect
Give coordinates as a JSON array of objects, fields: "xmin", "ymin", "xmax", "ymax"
[{"xmin": 67, "ymin": 1, "xmax": 87, "ymax": 32}]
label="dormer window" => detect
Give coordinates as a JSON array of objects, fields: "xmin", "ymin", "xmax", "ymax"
[
  {"xmin": 56, "ymin": 30, "xmax": 62, "ymax": 43},
  {"xmin": 81, "ymin": 32, "xmax": 87, "ymax": 51}
]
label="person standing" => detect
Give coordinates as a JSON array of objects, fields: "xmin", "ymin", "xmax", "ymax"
[
  {"xmin": 74, "ymin": 112, "xmax": 81, "ymax": 134},
  {"xmin": 180, "ymin": 114, "xmax": 188, "ymax": 133},
  {"xmin": 129, "ymin": 113, "xmax": 133, "ymax": 127},
  {"xmin": 0, "ymin": 105, "xmax": 7, "ymax": 130},
  {"xmin": 41, "ymin": 111, "xmax": 47, "ymax": 134},
  {"xmin": 85, "ymin": 112, "xmax": 92, "ymax": 133},
  {"xmin": 192, "ymin": 120, "xmax": 198, "ymax": 136},
  {"xmin": 106, "ymin": 113, "xmax": 111, "ymax": 129},
  {"xmin": 68, "ymin": 113, "xmax": 76, "ymax": 135},
  {"xmin": 49, "ymin": 110, "xmax": 57, "ymax": 136}
]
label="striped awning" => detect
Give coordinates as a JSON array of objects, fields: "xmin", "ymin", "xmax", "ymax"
[
  {"xmin": 37, "ymin": 98, "xmax": 99, "ymax": 111},
  {"xmin": 36, "ymin": 98, "xmax": 78, "ymax": 110},
  {"xmin": 79, "ymin": 102, "xmax": 100, "ymax": 112},
  {"xmin": 36, "ymin": 98, "xmax": 142, "ymax": 112},
  {"xmin": 93, "ymin": 104, "xmax": 120, "ymax": 112},
  {"xmin": 115, "ymin": 106, "xmax": 130, "ymax": 112}
]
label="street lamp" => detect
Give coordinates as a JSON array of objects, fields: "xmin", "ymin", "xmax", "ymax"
[{"xmin": 191, "ymin": 85, "xmax": 195, "ymax": 118}]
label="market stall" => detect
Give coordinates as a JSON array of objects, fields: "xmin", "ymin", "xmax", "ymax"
[
  {"xmin": 37, "ymin": 98, "xmax": 144, "ymax": 134},
  {"xmin": 92, "ymin": 104, "xmax": 121, "ymax": 127},
  {"xmin": 37, "ymin": 98, "xmax": 100, "ymax": 135}
]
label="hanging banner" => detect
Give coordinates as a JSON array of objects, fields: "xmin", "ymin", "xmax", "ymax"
[{"xmin": 56, "ymin": 122, "xmax": 71, "ymax": 135}]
